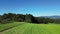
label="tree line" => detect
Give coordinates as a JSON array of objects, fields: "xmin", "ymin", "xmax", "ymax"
[{"xmin": 0, "ymin": 13, "xmax": 60, "ymax": 24}]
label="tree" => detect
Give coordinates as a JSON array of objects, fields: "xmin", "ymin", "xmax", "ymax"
[
  {"xmin": 15, "ymin": 14, "xmax": 25, "ymax": 22},
  {"xmin": 25, "ymin": 14, "xmax": 39, "ymax": 23},
  {"xmin": 0, "ymin": 13, "xmax": 60, "ymax": 24}
]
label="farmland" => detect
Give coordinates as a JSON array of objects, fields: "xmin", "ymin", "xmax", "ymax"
[{"xmin": 0, "ymin": 22, "xmax": 60, "ymax": 34}]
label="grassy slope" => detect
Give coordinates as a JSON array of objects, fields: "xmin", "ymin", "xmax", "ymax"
[
  {"xmin": 1, "ymin": 23, "xmax": 60, "ymax": 34},
  {"xmin": 0, "ymin": 22, "xmax": 24, "ymax": 32}
]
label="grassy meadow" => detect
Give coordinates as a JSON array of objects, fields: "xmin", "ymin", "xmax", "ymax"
[
  {"xmin": 0, "ymin": 22, "xmax": 60, "ymax": 34},
  {"xmin": 0, "ymin": 22, "xmax": 24, "ymax": 32}
]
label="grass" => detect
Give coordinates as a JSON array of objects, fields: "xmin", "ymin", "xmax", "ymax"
[
  {"xmin": 0, "ymin": 22, "xmax": 24, "ymax": 32},
  {"xmin": 0, "ymin": 22, "xmax": 60, "ymax": 34}
]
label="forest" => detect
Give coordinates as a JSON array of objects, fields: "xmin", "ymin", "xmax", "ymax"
[{"xmin": 0, "ymin": 13, "xmax": 60, "ymax": 24}]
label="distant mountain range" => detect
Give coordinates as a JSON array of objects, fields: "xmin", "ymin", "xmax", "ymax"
[{"xmin": 41, "ymin": 15, "xmax": 60, "ymax": 19}]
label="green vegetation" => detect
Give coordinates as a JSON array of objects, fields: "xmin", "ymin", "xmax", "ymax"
[
  {"xmin": 0, "ymin": 22, "xmax": 60, "ymax": 34},
  {"xmin": 0, "ymin": 13, "xmax": 60, "ymax": 34},
  {"xmin": 0, "ymin": 13, "xmax": 60, "ymax": 24},
  {"xmin": 0, "ymin": 22, "xmax": 24, "ymax": 32}
]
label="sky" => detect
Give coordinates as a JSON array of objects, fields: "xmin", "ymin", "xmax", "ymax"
[{"xmin": 0, "ymin": 0, "xmax": 60, "ymax": 16}]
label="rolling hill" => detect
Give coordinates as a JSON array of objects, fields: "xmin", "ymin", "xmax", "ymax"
[
  {"xmin": 41, "ymin": 15, "xmax": 60, "ymax": 19},
  {"xmin": 0, "ymin": 22, "xmax": 60, "ymax": 34}
]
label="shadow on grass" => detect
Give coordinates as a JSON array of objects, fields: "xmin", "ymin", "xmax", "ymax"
[{"xmin": 0, "ymin": 23, "xmax": 24, "ymax": 32}]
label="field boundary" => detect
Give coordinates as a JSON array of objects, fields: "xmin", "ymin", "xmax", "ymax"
[{"xmin": 0, "ymin": 23, "xmax": 25, "ymax": 32}]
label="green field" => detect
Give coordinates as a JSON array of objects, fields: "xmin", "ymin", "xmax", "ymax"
[
  {"xmin": 0, "ymin": 22, "xmax": 24, "ymax": 32},
  {"xmin": 0, "ymin": 22, "xmax": 60, "ymax": 34}
]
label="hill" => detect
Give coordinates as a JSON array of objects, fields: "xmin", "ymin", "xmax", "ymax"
[
  {"xmin": 1, "ymin": 22, "xmax": 60, "ymax": 34},
  {"xmin": 41, "ymin": 15, "xmax": 60, "ymax": 19}
]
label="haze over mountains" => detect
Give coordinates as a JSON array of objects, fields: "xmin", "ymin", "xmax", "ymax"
[{"xmin": 41, "ymin": 15, "xmax": 60, "ymax": 19}]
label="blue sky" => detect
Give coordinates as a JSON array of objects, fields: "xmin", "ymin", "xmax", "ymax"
[{"xmin": 0, "ymin": 0, "xmax": 60, "ymax": 16}]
